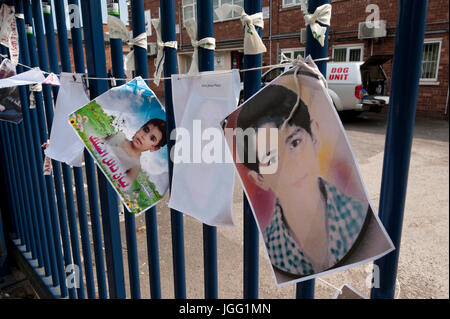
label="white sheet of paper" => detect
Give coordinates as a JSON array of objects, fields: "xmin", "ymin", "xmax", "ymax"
[
  {"xmin": 169, "ymin": 70, "xmax": 241, "ymax": 226},
  {"xmin": 0, "ymin": 67, "xmax": 45, "ymax": 89},
  {"xmin": 45, "ymin": 73, "xmax": 89, "ymax": 166}
]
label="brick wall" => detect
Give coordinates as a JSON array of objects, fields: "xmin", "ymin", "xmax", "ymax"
[{"xmin": 139, "ymin": 0, "xmax": 448, "ymax": 119}]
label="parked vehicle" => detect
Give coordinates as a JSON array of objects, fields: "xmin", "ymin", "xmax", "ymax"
[{"xmin": 240, "ymin": 55, "xmax": 392, "ymax": 117}]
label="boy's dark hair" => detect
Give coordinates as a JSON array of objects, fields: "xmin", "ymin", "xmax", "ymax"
[
  {"xmin": 145, "ymin": 118, "xmax": 167, "ymax": 148},
  {"xmin": 236, "ymin": 84, "xmax": 312, "ymax": 173}
]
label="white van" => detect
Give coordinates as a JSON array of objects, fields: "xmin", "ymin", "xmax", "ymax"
[
  {"xmin": 256, "ymin": 54, "xmax": 392, "ymax": 116},
  {"xmin": 326, "ymin": 55, "xmax": 391, "ymax": 114}
]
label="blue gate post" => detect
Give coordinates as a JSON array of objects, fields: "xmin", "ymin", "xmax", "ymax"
[
  {"xmin": 243, "ymin": 0, "xmax": 262, "ymax": 299},
  {"xmin": 160, "ymin": 0, "xmax": 187, "ymax": 299},
  {"xmin": 296, "ymin": 0, "xmax": 331, "ymax": 299},
  {"xmin": 108, "ymin": 0, "xmax": 144, "ymax": 299},
  {"xmin": 80, "ymin": 0, "xmax": 126, "ymax": 299},
  {"xmin": 197, "ymin": 0, "xmax": 218, "ymax": 299},
  {"xmin": 371, "ymin": 0, "xmax": 428, "ymax": 299},
  {"xmin": 128, "ymin": 0, "xmax": 163, "ymax": 299},
  {"xmin": 52, "ymin": 0, "xmax": 99, "ymax": 299},
  {"xmin": 67, "ymin": 0, "xmax": 109, "ymax": 299},
  {"xmin": 42, "ymin": 0, "xmax": 92, "ymax": 299}
]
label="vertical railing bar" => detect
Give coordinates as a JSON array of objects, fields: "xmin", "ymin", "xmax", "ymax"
[
  {"xmin": 0, "ymin": 51, "xmax": 26, "ymax": 244},
  {"xmin": 0, "ymin": 45, "xmax": 40, "ymax": 264},
  {"xmin": 196, "ymin": 0, "xmax": 218, "ymax": 299},
  {"xmin": 110, "ymin": 0, "xmax": 142, "ymax": 299},
  {"xmin": 242, "ymin": 0, "xmax": 262, "ymax": 300},
  {"xmin": 0, "ymin": 50, "xmax": 20, "ymax": 241},
  {"xmin": 30, "ymin": 0, "xmax": 68, "ymax": 288},
  {"xmin": 67, "ymin": 0, "xmax": 109, "ymax": 299},
  {"xmin": 160, "ymin": 0, "xmax": 187, "ymax": 299},
  {"xmin": 23, "ymin": 0, "xmax": 76, "ymax": 298},
  {"xmin": 6, "ymin": 121, "xmax": 32, "ymax": 253},
  {"xmin": 0, "ymin": 122, "xmax": 27, "ymax": 248},
  {"xmin": 80, "ymin": 0, "xmax": 126, "ymax": 299},
  {"xmin": 20, "ymin": 0, "xmax": 71, "ymax": 298},
  {"xmin": 0, "ymin": 121, "xmax": 21, "ymax": 241},
  {"xmin": 371, "ymin": 0, "xmax": 428, "ymax": 299},
  {"xmin": 0, "ymin": 121, "xmax": 20, "ymax": 241},
  {"xmin": 11, "ymin": 3, "xmax": 56, "ymax": 281},
  {"xmin": 13, "ymin": 2, "xmax": 48, "ymax": 268},
  {"xmin": 24, "ymin": 1, "xmax": 63, "ymax": 280},
  {"xmin": 49, "ymin": 0, "xmax": 98, "ymax": 299}
]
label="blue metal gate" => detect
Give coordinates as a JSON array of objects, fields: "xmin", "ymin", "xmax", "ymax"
[{"xmin": 0, "ymin": 0, "xmax": 428, "ymax": 299}]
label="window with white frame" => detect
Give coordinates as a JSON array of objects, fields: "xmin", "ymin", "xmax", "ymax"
[
  {"xmin": 332, "ymin": 45, "xmax": 364, "ymax": 62},
  {"xmin": 213, "ymin": 0, "xmax": 244, "ymax": 22},
  {"xmin": 420, "ymin": 40, "xmax": 441, "ymax": 82},
  {"xmin": 282, "ymin": 0, "xmax": 303, "ymax": 8},
  {"xmin": 182, "ymin": 0, "xmax": 196, "ymax": 22},
  {"xmin": 280, "ymin": 48, "xmax": 305, "ymax": 62}
]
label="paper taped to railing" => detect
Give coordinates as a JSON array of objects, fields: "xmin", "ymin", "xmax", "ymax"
[
  {"xmin": 45, "ymin": 73, "xmax": 89, "ymax": 167},
  {"xmin": 169, "ymin": 70, "xmax": 241, "ymax": 226},
  {"xmin": 0, "ymin": 66, "xmax": 45, "ymax": 89}
]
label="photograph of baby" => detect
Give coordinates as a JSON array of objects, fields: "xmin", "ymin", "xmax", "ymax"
[
  {"xmin": 222, "ymin": 60, "xmax": 394, "ymax": 285},
  {"xmin": 0, "ymin": 59, "xmax": 22, "ymax": 124},
  {"xmin": 69, "ymin": 77, "xmax": 169, "ymax": 214}
]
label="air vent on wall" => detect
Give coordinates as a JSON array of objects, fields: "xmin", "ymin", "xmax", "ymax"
[{"xmin": 358, "ymin": 20, "xmax": 387, "ymax": 39}]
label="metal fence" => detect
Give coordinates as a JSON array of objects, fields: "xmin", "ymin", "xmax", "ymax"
[{"xmin": 0, "ymin": 0, "xmax": 428, "ymax": 299}]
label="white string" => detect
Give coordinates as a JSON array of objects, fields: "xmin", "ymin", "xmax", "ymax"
[
  {"xmin": 0, "ymin": 52, "xmax": 330, "ymax": 83},
  {"xmin": 317, "ymin": 278, "xmax": 343, "ymax": 295}
]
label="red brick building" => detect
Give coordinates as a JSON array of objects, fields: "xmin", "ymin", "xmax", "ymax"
[{"xmin": 140, "ymin": 0, "xmax": 448, "ymax": 119}]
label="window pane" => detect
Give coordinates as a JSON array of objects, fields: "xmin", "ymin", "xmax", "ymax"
[
  {"xmin": 284, "ymin": 0, "xmax": 294, "ymax": 5},
  {"xmin": 420, "ymin": 42, "xmax": 439, "ymax": 79},
  {"xmin": 264, "ymin": 68, "xmax": 283, "ymax": 82},
  {"xmin": 222, "ymin": 0, "xmax": 233, "ymax": 19},
  {"xmin": 282, "ymin": 51, "xmax": 293, "ymax": 61},
  {"xmin": 183, "ymin": 0, "xmax": 193, "ymax": 5},
  {"xmin": 213, "ymin": 0, "xmax": 219, "ymax": 21},
  {"xmin": 349, "ymin": 48, "xmax": 361, "ymax": 61},
  {"xmin": 333, "ymin": 48, "xmax": 346, "ymax": 62},
  {"xmin": 233, "ymin": 0, "xmax": 244, "ymax": 9},
  {"xmin": 294, "ymin": 50, "xmax": 304, "ymax": 59},
  {"xmin": 184, "ymin": 6, "xmax": 193, "ymax": 20}
]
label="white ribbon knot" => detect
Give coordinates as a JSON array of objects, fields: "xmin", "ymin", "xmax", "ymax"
[
  {"xmin": 214, "ymin": 4, "xmax": 266, "ymax": 55},
  {"xmin": 183, "ymin": 18, "xmax": 216, "ymax": 75},
  {"xmin": 107, "ymin": 15, "xmax": 148, "ymax": 78},
  {"xmin": 152, "ymin": 18, "xmax": 178, "ymax": 86},
  {"xmin": 303, "ymin": 4, "xmax": 331, "ymax": 47}
]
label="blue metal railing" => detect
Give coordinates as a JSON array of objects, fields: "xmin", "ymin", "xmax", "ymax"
[{"xmin": 0, "ymin": 0, "xmax": 428, "ymax": 300}]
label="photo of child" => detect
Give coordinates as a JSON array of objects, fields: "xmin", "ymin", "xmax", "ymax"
[
  {"xmin": 69, "ymin": 77, "xmax": 169, "ymax": 214},
  {"xmin": 222, "ymin": 61, "xmax": 394, "ymax": 285}
]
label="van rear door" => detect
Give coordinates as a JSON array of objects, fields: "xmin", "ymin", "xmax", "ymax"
[{"xmin": 360, "ymin": 54, "xmax": 392, "ymax": 96}]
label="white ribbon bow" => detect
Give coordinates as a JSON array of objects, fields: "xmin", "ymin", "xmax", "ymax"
[
  {"xmin": 214, "ymin": 4, "xmax": 266, "ymax": 55},
  {"xmin": 303, "ymin": 4, "xmax": 331, "ymax": 47},
  {"xmin": 107, "ymin": 15, "xmax": 148, "ymax": 78},
  {"xmin": 152, "ymin": 18, "xmax": 178, "ymax": 86},
  {"xmin": 183, "ymin": 18, "xmax": 216, "ymax": 75}
]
